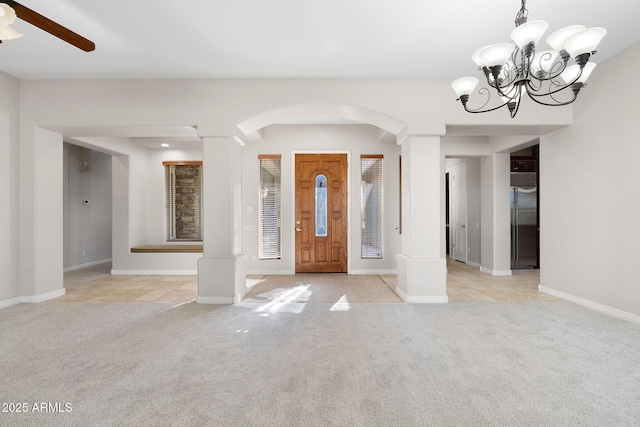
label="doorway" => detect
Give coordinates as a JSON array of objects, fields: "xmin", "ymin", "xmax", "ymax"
[
  {"xmin": 451, "ymin": 162, "xmax": 468, "ymax": 263},
  {"xmin": 510, "ymin": 144, "xmax": 540, "ymax": 269},
  {"xmin": 295, "ymin": 153, "xmax": 348, "ymax": 273}
]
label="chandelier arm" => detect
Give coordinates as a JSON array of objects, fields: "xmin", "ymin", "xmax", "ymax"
[
  {"xmin": 525, "ymin": 78, "xmax": 542, "ymax": 93},
  {"xmin": 529, "ymin": 56, "xmax": 569, "ymax": 82},
  {"xmin": 460, "ymin": 87, "xmax": 511, "ymax": 113},
  {"xmin": 527, "ymin": 75, "xmax": 581, "ymax": 98},
  {"xmin": 464, "ymin": 102, "xmax": 510, "ymax": 114},
  {"xmin": 524, "ymin": 89, "xmax": 578, "ymax": 107}
]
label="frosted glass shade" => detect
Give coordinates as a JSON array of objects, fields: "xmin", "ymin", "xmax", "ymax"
[
  {"xmin": 531, "ymin": 50, "xmax": 560, "ymax": 75},
  {"xmin": 0, "ymin": 24, "xmax": 22, "ymax": 40},
  {"xmin": 451, "ymin": 77, "xmax": 480, "ymax": 97},
  {"xmin": 511, "ymin": 20, "xmax": 549, "ymax": 48},
  {"xmin": 479, "ymin": 43, "xmax": 515, "ymax": 68},
  {"xmin": 561, "ymin": 62, "xmax": 596, "ymax": 84},
  {"xmin": 546, "ymin": 25, "xmax": 585, "ymax": 52},
  {"xmin": 0, "ymin": 4, "xmax": 17, "ymax": 26},
  {"xmin": 472, "ymin": 47, "xmax": 486, "ymax": 67},
  {"xmin": 562, "ymin": 27, "xmax": 607, "ymax": 58}
]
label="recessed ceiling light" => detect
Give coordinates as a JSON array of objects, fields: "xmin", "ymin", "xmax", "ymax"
[{"xmin": 161, "ymin": 143, "xmax": 170, "ymax": 147}]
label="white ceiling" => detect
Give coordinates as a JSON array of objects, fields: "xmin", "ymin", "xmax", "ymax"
[{"xmin": 1, "ymin": 0, "xmax": 639, "ymax": 80}]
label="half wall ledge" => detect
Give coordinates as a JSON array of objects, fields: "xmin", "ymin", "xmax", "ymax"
[{"xmin": 130, "ymin": 245, "xmax": 203, "ymax": 253}]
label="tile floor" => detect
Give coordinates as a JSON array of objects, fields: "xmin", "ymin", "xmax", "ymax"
[
  {"xmin": 54, "ymin": 260, "xmax": 557, "ymax": 304},
  {"xmin": 55, "ymin": 264, "xmax": 197, "ymax": 304},
  {"xmin": 446, "ymin": 259, "xmax": 557, "ymax": 302}
]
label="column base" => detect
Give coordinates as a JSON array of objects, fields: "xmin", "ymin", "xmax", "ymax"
[
  {"xmin": 197, "ymin": 255, "xmax": 246, "ymax": 304},
  {"xmin": 396, "ymin": 254, "xmax": 448, "ymax": 303},
  {"xmin": 480, "ymin": 266, "xmax": 512, "ymax": 276}
]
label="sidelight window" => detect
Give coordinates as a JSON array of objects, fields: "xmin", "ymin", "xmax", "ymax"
[
  {"xmin": 259, "ymin": 155, "xmax": 282, "ymax": 259},
  {"xmin": 361, "ymin": 155, "xmax": 383, "ymax": 258}
]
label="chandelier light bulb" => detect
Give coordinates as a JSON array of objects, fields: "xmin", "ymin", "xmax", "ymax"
[
  {"xmin": 562, "ymin": 27, "xmax": 607, "ymax": 58},
  {"xmin": 472, "ymin": 47, "xmax": 486, "ymax": 68},
  {"xmin": 511, "ymin": 20, "xmax": 549, "ymax": 49},
  {"xmin": 451, "ymin": 77, "xmax": 480, "ymax": 97},
  {"xmin": 561, "ymin": 62, "xmax": 597, "ymax": 84},
  {"xmin": 479, "ymin": 43, "xmax": 515, "ymax": 68},
  {"xmin": 546, "ymin": 25, "xmax": 585, "ymax": 52},
  {"xmin": 530, "ymin": 50, "xmax": 560, "ymax": 75}
]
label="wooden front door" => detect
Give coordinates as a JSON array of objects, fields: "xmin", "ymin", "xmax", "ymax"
[{"xmin": 295, "ymin": 154, "xmax": 348, "ymax": 273}]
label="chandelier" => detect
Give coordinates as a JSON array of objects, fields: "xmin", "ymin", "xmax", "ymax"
[{"xmin": 451, "ymin": 0, "xmax": 606, "ymax": 118}]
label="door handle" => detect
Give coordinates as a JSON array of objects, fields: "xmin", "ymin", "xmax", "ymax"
[{"xmin": 296, "ymin": 227, "xmax": 302, "ymax": 232}]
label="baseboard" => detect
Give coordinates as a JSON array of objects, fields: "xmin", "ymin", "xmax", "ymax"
[
  {"xmin": 234, "ymin": 288, "xmax": 248, "ymax": 304},
  {"xmin": 349, "ymin": 269, "xmax": 398, "ymax": 275},
  {"xmin": 539, "ymin": 286, "xmax": 640, "ymax": 326},
  {"xmin": 197, "ymin": 296, "xmax": 234, "ymax": 304},
  {"xmin": 245, "ymin": 270, "xmax": 295, "ymax": 276},
  {"xmin": 0, "ymin": 297, "xmax": 22, "ymax": 310},
  {"xmin": 21, "ymin": 288, "xmax": 66, "ymax": 304},
  {"xmin": 466, "ymin": 261, "xmax": 481, "ymax": 268},
  {"xmin": 480, "ymin": 266, "xmax": 512, "ymax": 276},
  {"xmin": 111, "ymin": 270, "xmax": 197, "ymax": 276},
  {"xmin": 64, "ymin": 258, "xmax": 112, "ymax": 273},
  {"xmin": 395, "ymin": 286, "xmax": 448, "ymax": 304}
]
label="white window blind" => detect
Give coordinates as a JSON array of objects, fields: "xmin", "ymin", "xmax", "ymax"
[
  {"xmin": 164, "ymin": 161, "xmax": 203, "ymax": 241},
  {"xmin": 259, "ymin": 155, "xmax": 282, "ymax": 259},
  {"xmin": 361, "ymin": 155, "xmax": 383, "ymax": 259}
]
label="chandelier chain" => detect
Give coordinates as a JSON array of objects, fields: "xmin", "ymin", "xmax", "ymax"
[{"xmin": 515, "ymin": 0, "xmax": 528, "ymax": 26}]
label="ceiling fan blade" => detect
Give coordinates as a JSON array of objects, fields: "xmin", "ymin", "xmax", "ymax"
[{"xmin": 5, "ymin": 1, "xmax": 95, "ymax": 52}]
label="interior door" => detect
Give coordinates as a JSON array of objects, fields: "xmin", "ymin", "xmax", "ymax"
[
  {"xmin": 295, "ymin": 154, "xmax": 348, "ymax": 273},
  {"xmin": 452, "ymin": 163, "xmax": 468, "ymax": 263}
]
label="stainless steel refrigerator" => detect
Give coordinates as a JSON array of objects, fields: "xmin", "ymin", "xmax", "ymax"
[{"xmin": 511, "ymin": 172, "xmax": 538, "ymax": 268}]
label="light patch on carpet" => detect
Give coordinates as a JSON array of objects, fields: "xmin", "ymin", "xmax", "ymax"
[
  {"xmin": 254, "ymin": 283, "xmax": 311, "ymax": 314},
  {"xmin": 330, "ymin": 295, "xmax": 351, "ymax": 311}
]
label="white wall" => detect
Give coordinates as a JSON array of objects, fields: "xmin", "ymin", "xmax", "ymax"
[
  {"xmin": 242, "ymin": 124, "xmax": 401, "ymax": 274},
  {"xmin": 0, "ymin": 72, "xmax": 20, "ymax": 306},
  {"xmin": 63, "ymin": 144, "xmax": 113, "ymax": 270},
  {"xmin": 19, "ymin": 79, "xmax": 572, "ymax": 138},
  {"xmin": 12, "ymin": 77, "xmax": 576, "ymax": 303},
  {"xmin": 540, "ymin": 42, "xmax": 640, "ymax": 318}
]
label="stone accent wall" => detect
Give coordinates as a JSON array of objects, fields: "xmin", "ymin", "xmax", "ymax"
[{"xmin": 174, "ymin": 165, "xmax": 202, "ymax": 240}]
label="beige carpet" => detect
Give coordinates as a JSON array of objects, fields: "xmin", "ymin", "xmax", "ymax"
[{"xmin": 2, "ymin": 300, "xmax": 640, "ymax": 426}]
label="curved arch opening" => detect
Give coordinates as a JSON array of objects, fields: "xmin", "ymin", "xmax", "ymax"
[{"xmin": 235, "ymin": 103, "xmax": 407, "ymax": 144}]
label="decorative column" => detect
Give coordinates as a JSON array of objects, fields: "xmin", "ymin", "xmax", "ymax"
[
  {"xmin": 197, "ymin": 137, "xmax": 246, "ymax": 304},
  {"xmin": 19, "ymin": 127, "xmax": 65, "ymax": 302},
  {"xmin": 396, "ymin": 135, "xmax": 448, "ymax": 303},
  {"xmin": 480, "ymin": 153, "xmax": 512, "ymax": 276}
]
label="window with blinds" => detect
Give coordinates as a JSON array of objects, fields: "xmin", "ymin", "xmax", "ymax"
[
  {"xmin": 259, "ymin": 155, "xmax": 281, "ymax": 259},
  {"xmin": 164, "ymin": 161, "xmax": 203, "ymax": 241},
  {"xmin": 361, "ymin": 155, "xmax": 383, "ymax": 259}
]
